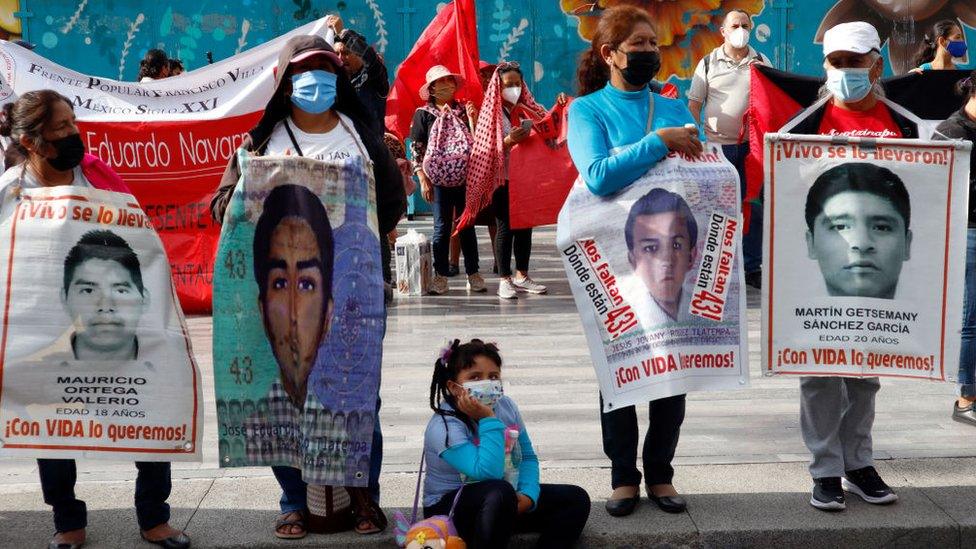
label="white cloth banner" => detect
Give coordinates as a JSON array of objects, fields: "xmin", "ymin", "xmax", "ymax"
[
  {"xmin": 762, "ymin": 134, "xmax": 971, "ymax": 380},
  {"xmin": 0, "ymin": 185, "xmax": 203, "ymax": 460},
  {"xmin": 557, "ymin": 145, "xmax": 750, "ymax": 412}
]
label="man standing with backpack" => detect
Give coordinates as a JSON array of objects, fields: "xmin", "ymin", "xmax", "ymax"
[{"xmin": 687, "ymin": 9, "xmax": 770, "ymax": 289}]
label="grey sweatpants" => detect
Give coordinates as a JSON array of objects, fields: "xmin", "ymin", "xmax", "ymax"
[{"xmin": 799, "ymin": 376, "xmax": 880, "ymax": 478}]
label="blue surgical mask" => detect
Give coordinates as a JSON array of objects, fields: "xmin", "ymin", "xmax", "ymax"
[
  {"xmin": 947, "ymin": 40, "xmax": 968, "ymax": 59},
  {"xmin": 290, "ymin": 70, "xmax": 337, "ymax": 114},
  {"xmin": 825, "ymin": 67, "xmax": 873, "ymax": 102},
  {"xmin": 462, "ymin": 379, "xmax": 504, "ymax": 408}
]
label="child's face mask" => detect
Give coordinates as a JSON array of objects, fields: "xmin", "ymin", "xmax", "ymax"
[{"xmin": 460, "ymin": 379, "xmax": 504, "ymax": 408}]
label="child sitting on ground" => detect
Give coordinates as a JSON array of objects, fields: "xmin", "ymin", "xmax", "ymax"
[{"xmin": 422, "ymin": 339, "xmax": 591, "ymax": 548}]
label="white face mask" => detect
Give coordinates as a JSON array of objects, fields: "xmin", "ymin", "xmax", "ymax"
[
  {"xmin": 728, "ymin": 27, "xmax": 750, "ymax": 49},
  {"xmin": 501, "ymin": 86, "xmax": 522, "ymax": 105}
]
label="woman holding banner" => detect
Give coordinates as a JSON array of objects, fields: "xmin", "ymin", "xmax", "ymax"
[
  {"xmin": 566, "ymin": 5, "xmax": 702, "ymax": 517},
  {"xmin": 210, "ymin": 35, "xmax": 405, "ymax": 538},
  {"xmin": 0, "ymin": 90, "xmax": 190, "ymax": 549},
  {"xmin": 468, "ymin": 61, "xmax": 559, "ymax": 299},
  {"xmin": 935, "ymin": 71, "xmax": 976, "ymax": 427}
]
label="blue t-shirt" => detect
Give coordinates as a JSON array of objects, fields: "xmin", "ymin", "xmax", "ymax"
[
  {"xmin": 567, "ymin": 82, "xmax": 698, "ymax": 196},
  {"xmin": 422, "ymin": 396, "xmax": 540, "ymax": 508}
]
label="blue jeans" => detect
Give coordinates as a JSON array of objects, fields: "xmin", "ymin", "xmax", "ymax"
[
  {"xmin": 273, "ymin": 397, "xmax": 384, "ymax": 512},
  {"xmin": 38, "ymin": 459, "xmax": 171, "ymax": 532},
  {"xmin": 722, "ymin": 143, "xmax": 762, "ymax": 274},
  {"xmin": 432, "ymin": 185, "xmax": 479, "ymax": 276},
  {"xmin": 959, "ymin": 228, "xmax": 976, "ymax": 398}
]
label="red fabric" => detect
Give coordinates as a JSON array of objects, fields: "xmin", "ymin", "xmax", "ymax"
[
  {"xmin": 659, "ymin": 82, "xmax": 679, "ymax": 99},
  {"xmin": 457, "ymin": 66, "xmax": 546, "ymax": 231},
  {"xmin": 817, "ymin": 102, "xmax": 903, "ymax": 138},
  {"xmin": 508, "ymin": 100, "xmax": 577, "ymax": 229},
  {"xmin": 745, "ymin": 66, "xmax": 804, "ymax": 232},
  {"xmin": 80, "ymin": 154, "xmax": 131, "ymax": 194},
  {"xmin": 384, "ymin": 0, "xmax": 482, "ymax": 140}
]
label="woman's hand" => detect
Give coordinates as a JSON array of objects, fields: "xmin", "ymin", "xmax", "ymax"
[
  {"xmin": 656, "ymin": 126, "xmax": 703, "ymax": 158},
  {"xmin": 325, "ymin": 14, "xmax": 344, "ymax": 34},
  {"xmin": 418, "ymin": 172, "xmax": 434, "ymax": 203},
  {"xmin": 556, "ymin": 93, "xmax": 569, "ymax": 106},
  {"xmin": 517, "ymin": 494, "xmax": 533, "ymax": 514},
  {"xmin": 505, "ymin": 126, "xmax": 529, "ymax": 147},
  {"xmin": 454, "ymin": 388, "xmax": 494, "ymax": 421}
]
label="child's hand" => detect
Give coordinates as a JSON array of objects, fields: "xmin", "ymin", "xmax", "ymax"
[
  {"xmin": 455, "ymin": 389, "xmax": 494, "ymax": 420},
  {"xmin": 517, "ymin": 494, "xmax": 533, "ymax": 514}
]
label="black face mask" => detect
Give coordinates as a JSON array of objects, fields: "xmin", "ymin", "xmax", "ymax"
[
  {"xmin": 619, "ymin": 50, "xmax": 661, "ymax": 88},
  {"xmin": 45, "ymin": 133, "xmax": 85, "ymax": 171}
]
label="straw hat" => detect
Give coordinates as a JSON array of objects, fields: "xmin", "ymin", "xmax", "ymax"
[{"xmin": 420, "ymin": 65, "xmax": 465, "ymax": 101}]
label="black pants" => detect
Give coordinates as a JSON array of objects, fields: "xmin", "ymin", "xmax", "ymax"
[
  {"xmin": 493, "ymin": 184, "xmax": 532, "ymax": 277},
  {"xmin": 424, "ymin": 480, "xmax": 590, "ymax": 549},
  {"xmin": 600, "ymin": 393, "xmax": 686, "ymax": 488},
  {"xmin": 37, "ymin": 459, "xmax": 172, "ymax": 532}
]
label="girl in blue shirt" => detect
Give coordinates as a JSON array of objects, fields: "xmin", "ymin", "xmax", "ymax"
[
  {"xmin": 565, "ymin": 5, "xmax": 701, "ymax": 518},
  {"xmin": 423, "ymin": 339, "xmax": 590, "ymax": 548}
]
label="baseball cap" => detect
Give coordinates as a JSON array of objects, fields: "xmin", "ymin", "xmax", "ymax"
[{"xmin": 822, "ymin": 21, "xmax": 881, "ymax": 57}]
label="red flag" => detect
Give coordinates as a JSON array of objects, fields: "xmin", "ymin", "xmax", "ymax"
[{"xmin": 384, "ymin": 0, "xmax": 482, "ymax": 140}]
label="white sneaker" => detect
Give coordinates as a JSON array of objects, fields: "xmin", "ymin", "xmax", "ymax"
[
  {"xmin": 466, "ymin": 273, "xmax": 487, "ymax": 293},
  {"xmin": 429, "ymin": 275, "xmax": 449, "ymax": 295},
  {"xmin": 497, "ymin": 278, "xmax": 518, "ymax": 299},
  {"xmin": 513, "ymin": 275, "xmax": 547, "ymax": 294}
]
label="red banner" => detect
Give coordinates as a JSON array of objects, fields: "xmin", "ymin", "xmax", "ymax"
[
  {"xmin": 509, "ymin": 101, "xmax": 577, "ymax": 229},
  {"xmin": 77, "ymin": 112, "xmax": 262, "ymax": 313}
]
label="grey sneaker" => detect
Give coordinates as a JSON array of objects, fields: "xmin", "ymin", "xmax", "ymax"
[
  {"xmin": 429, "ymin": 275, "xmax": 449, "ymax": 295},
  {"xmin": 497, "ymin": 278, "xmax": 518, "ymax": 299},
  {"xmin": 466, "ymin": 273, "xmax": 487, "ymax": 293},
  {"xmin": 513, "ymin": 275, "xmax": 547, "ymax": 294}
]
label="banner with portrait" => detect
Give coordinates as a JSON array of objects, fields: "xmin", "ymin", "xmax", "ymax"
[
  {"xmin": 213, "ymin": 154, "xmax": 383, "ymax": 487},
  {"xmin": 762, "ymin": 134, "xmax": 971, "ymax": 380},
  {"xmin": 0, "ymin": 185, "xmax": 203, "ymax": 460},
  {"xmin": 557, "ymin": 145, "xmax": 750, "ymax": 412}
]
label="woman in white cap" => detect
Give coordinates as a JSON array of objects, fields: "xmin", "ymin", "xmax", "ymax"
[
  {"xmin": 409, "ymin": 65, "xmax": 486, "ymax": 295},
  {"xmin": 783, "ymin": 20, "xmax": 920, "ymax": 513}
]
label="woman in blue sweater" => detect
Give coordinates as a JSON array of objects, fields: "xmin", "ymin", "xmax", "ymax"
[
  {"xmin": 423, "ymin": 339, "xmax": 590, "ymax": 548},
  {"xmin": 566, "ymin": 5, "xmax": 702, "ymax": 518}
]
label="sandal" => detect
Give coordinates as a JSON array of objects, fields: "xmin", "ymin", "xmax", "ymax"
[
  {"xmin": 349, "ymin": 488, "xmax": 387, "ymax": 535},
  {"xmin": 274, "ymin": 511, "xmax": 307, "ymax": 540}
]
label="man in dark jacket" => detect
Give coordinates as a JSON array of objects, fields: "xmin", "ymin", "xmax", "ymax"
[
  {"xmin": 328, "ymin": 15, "xmax": 389, "ymax": 137},
  {"xmin": 210, "ymin": 34, "xmax": 405, "ymax": 536}
]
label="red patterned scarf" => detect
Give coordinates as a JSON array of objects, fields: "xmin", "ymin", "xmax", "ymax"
[{"xmin": 456, "ymin": 64, "xmax": 547, "ymax": 230}]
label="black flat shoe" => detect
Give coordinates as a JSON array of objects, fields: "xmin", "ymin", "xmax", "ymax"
[
  {"xmin": 140, "ymin": 532, "xmax": 191, "ymax": 549},
  {"xmin": 648, "ymin": 493, "xmax": 687, "ymax": 514},
  {"xmin": 604, "ymin": 494, "xmax": 640, "ymax": 517}
]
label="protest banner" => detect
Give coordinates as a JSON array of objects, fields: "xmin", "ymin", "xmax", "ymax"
[
  {"xmin": 0, "ymin": 185, "xmax": 202, "ymax": 460},
  {"xmin": 557, "ymin": 144, "xmax": 749, "ymax": 411},
  {"xmin": 0, "ymin": 19, "xmax": 329, "ymax": 313},
  {"xmin": 509, "ymin": 100, "xmax": 578, "ymax": 230},
  {"xmin": 213, "ymin": 154, "xmax": 383, "ymax": 487},
  {"xmin": 762, "ymin": 134, "xmax": 971, "ymax": 380}
]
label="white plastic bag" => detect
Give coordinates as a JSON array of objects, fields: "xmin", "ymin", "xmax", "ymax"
[{"xmin": 395, "ymin": 229, "xmax": 433, "ymax": 296}]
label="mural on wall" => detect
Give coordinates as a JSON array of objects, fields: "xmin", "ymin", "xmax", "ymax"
[
  {"xmin": 561, "ymin": 0, "xmax": 765, "ymax": 79},
  {"xmin": 10, "ymin": 1, "xmax": 976, "ymax": 105},
  {"xmin": 815, "ymin": 0, "xmax": 976, "ymax": 74}
]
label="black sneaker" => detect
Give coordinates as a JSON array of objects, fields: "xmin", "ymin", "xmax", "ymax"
[
  {"xmin": 843, "ymin": 466, "xmax": 898, "ymax": 504},
  {"xmin": 953, "ymin": 400, "xmax": 976, "ymax": 426},
  {"xmin": 447, "ymin": 264, "xmax": 460, "ymax": 277},
  {"xmin": 745, "ymin": 270, "xmax": 762, "ymax": 289},
  {"xmin": 810, "ymin": 477, "xmax": 846, "ymax": 511}
]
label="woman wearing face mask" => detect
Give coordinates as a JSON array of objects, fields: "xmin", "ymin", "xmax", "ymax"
[
  {"xmin": 566, "ymin": 5, "xmax": 702, "ymax": 518},
  {"xmin": 468, "ymin": 61, "xmax": 567, "ymax": 299},
  {"xmin": 0, "ymin": 90, "xmax": 189, "ymax": 549},
  {"xmin": 409, "ymin": 66, "xmax": 486, "ymax": 295},
  {"xmin": 210, "ymin": 35, "xmax": 406, "ymax": 539},
  {"xmin": 422, "ymin": 339, "xmax": 590, "ymax": 548},
  {"xmin": 913, "ymin": 20, "xmax": 968, "ymax": 72}
]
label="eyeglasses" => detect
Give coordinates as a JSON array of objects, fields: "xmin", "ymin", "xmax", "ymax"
[{"xmin": 497, "ymin": 61, "xmax": 520, "ymax": 71}]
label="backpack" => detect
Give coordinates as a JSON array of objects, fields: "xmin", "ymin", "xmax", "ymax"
[{"xmin": 421, "ymin": 106, "xmax": 473, "ymax": 188}]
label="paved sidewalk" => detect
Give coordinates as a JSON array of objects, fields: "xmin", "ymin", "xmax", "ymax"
[{"xmin": 1, "ymin": 458, "xmax": 972, "ymax": 548}]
